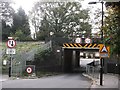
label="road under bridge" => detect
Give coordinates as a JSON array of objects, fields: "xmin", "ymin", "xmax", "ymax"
[{"xmin": 62, "ymin": 43, "xmax": 100, "ymax": 73}]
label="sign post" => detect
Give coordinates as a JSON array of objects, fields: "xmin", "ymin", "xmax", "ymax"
[
  {"xmin": 99, "ymin": 44, "xmax": 110, "ymax": 86},
  {"xmin": 9, "ymin": 54, "xmax": 12, "ymax": 77},
  {"xmin": 6, "ymin": 38, "xmax": 16, "ymax": 77},
  {"xmin": 99, "ymin": 45, "xmax": 110, "ymax": 58}
]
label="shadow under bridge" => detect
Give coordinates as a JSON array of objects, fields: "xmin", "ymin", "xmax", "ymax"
[{"xmin": 62, "ymin": 43, "xmax": 99, "ymax": 73}]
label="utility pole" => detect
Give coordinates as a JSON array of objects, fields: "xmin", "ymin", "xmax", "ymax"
[
  {"xmin": 100, "ymin": 1, "xmax": 104, "ymax": 86},
  {"xmin": 88, "ymin": 1, "xmax": 104, "ymax": 86}
]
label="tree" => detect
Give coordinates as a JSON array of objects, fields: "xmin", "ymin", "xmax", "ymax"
[
  {"xmin": 104, "ymin": 2, "xmax": 120, "ymax": 57},
  {"xmin": 0, "ymin": 1, "xmax": 14, "ymax": 40},
  {"xmin": 13, "ymin": 29, "xmax": 24, "ymax": 40},
  {"xmin": 30, "ymin": 2, "xmax": 92, "ymax": 40},
  {"xmin": 0, "ymin": 1, "xmax": 14, "ymax": 25},
  {"xmin": 12, "ymin": 7, "xmax": 31, "ymax": 40},
  {"xmin": 2, "ymin": 20, "xmax": 11, "ymax": 41},
  {"xmin": 1, "ymin": 1, "xmax": 32, "ymax": 41}
]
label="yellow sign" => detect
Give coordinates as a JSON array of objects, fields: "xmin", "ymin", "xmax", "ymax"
[
  {"xmin": 100, "ymin": 46, "xmax": 108, "ymax": 53},
  {"xmin": 63, "ymin": 43, "xmax": 110, "ymax": 57},
  {"xmin": 63, "ymin": 43, "xmax": 99, "ymax": 48},
  {"xmin": 98, "ymin": 44, "xmax": 110, "ymax": 58}
]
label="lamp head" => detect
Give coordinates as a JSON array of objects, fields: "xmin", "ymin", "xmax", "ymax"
[{"xmin": 88, "ymin": 2, "xmax": 97, "ymax": 4}]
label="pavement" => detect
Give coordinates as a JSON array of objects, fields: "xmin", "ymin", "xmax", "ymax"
[
  {"xmin": 118, "ymin": 75, "xmax": 120, "ymax": 90},
  {"xmin": 2, "ymin": 74, "xmax": 91, "ymax": 88},
  {"xmin": 1, "ymin": 74, "xmax": 120, "ymax": 89},
  {"xmin": 0, "ymin": 75, "xmax": 9, "ymax": 82},
  {"xmin": 83, "ymin": 73, "xmax": 119, "ymax": 89}
]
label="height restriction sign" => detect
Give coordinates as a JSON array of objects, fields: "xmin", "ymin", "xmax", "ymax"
[{"xmin": 7, "ymin": 39, "xmax": 16, "ymax": 48}]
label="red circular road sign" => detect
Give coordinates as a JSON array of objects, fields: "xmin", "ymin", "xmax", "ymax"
[
  {"xmin": 7, "ymin": 39, "xmax": 16, "ymax": 48},
  {"xmin": 75, "ymin": 38, "xmax": 82, "ymax": 43},
  {"xmin": 26, "ymin": 67, "xmax": 33, "ymax": 74},
  {"xmin": 85, "ymin": 38, "xmax": 91, "ymax": 44}
]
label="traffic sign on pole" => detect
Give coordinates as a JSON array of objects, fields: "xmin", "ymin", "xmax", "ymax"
[
  {"xmin": 99, "ymin": 45, "xmax": 110, "ymax": 58},
  {"xmin": 7, "ymin": 38, "xmax": 16, "ymax": 77},
  {"xmin": 100, "ymin": 46, "xmax": 108, "ymax": 53},
  {"xmin": 6, "ymin": 48, "xmax": 16, "ymax": 54},
  {"xmin": 7, "ymin": 39, "xmax": 16, "ymax": 48}
]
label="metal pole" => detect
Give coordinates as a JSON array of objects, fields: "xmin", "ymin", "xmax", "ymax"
[
  {"xmin": 100, "ymin": 58, "xmax": 103, "ymax": 85},
  {"xmin": 101, "ymin": 1, "xmax": 104, "ymax": 41},
  {"xmin": 9, "ymin": 54, "xmax": 12, "ymax": 77},
  {"xmin": 100, "ymin": 1, "xmax": 104, "ymax": 86},
  {"xmin": 11, "ymin": 54, "xmax": 12, "ymax": 76},
  {"xmin": 9, "ymin": 54, "xmax": 11, "ymax": 77}
]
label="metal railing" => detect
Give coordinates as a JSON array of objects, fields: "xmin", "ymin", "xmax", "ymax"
[{"xmin": 86, "ymin": 65, "xmax": 100, "ymax": 79}]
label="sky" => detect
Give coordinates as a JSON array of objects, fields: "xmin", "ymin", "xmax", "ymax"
[
  {"xmin": 12, "ymin": 0, "xmax": 101, "ymax": 14},
  {"xmin": 12, "ymin": 0, "xmax": 39, "ymax": 13}
]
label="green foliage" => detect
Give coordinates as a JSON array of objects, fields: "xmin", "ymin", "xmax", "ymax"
[
  {"xmin": 11, "ymin": 7, "xmax": 31, "ymax": 40},
  {"xmin": 1, "ymin": 1, "xmax": 15, "ymax": 41},
  {"xmin": 36, "ymin": 31, "xmax": 48, "ymax": 41},
  {"xmin": 2, "ymin": 20, "xmax": 11, "ymax": 41},
  {"xmin": 0, "ymin": 2, "xmax": 14, "ymax": 25},
  {"xmin": 104, "ymin": 3, "xmax": 120, "ymax": 56},
  {"xmin": 14, "ymin": 29, "xmax": 24, "ymax": 40},
  {"xmin": 34, "ymin": 49, "xmax": 51, "ymax": 63},
  {"xmin": 34, "ymin": 49, "xmax": 57, "ymax": 66},
  {"xmin": 11, "ymin": 29, "xmax": 33, "ymax": 41},
  {"xmin": 2, "ymin": 6, "xmax": 31, "ymax": 41},
  {"xmin": 30, "ymin": 2, "xmax": 91, "ymax": 40}
]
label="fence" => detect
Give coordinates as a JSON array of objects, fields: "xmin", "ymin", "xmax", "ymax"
[
  {"xmin": 86, "ymin": 65, "xmax": 100, "ymax": 79},
  {"xmin": 11, "ymin": 41, "xmax": 52, "ymax": 77}
]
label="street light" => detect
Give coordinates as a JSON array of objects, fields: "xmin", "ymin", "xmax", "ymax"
[
  {"xmin": 88, "ymin": 2, "xmax": 97, "ymax": 4},
  {"xmin": 88, "ymin": 1, "xmax": 104, "ymax": 86}
]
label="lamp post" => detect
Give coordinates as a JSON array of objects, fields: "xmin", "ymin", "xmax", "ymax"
[{"xmin": 88, "ymin": 1, "xmax": 104, "ymax": 86}]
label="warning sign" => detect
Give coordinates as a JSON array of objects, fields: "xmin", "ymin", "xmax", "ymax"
[
  {"xmin": 99, "ymin": 45, "xmax": 110, "ymax": 58},
  {"xmin": 100, "ymin": 46, "xmax": 108, "ymax": 53}
]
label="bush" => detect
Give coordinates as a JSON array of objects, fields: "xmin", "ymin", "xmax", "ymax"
[
  {"xmin": 33, "ymin": 49, "xmax": 60, "ymax": 72},
  {"xmin": 34, "ymin": 49, "xmax": 55, "ymax": 65}
]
